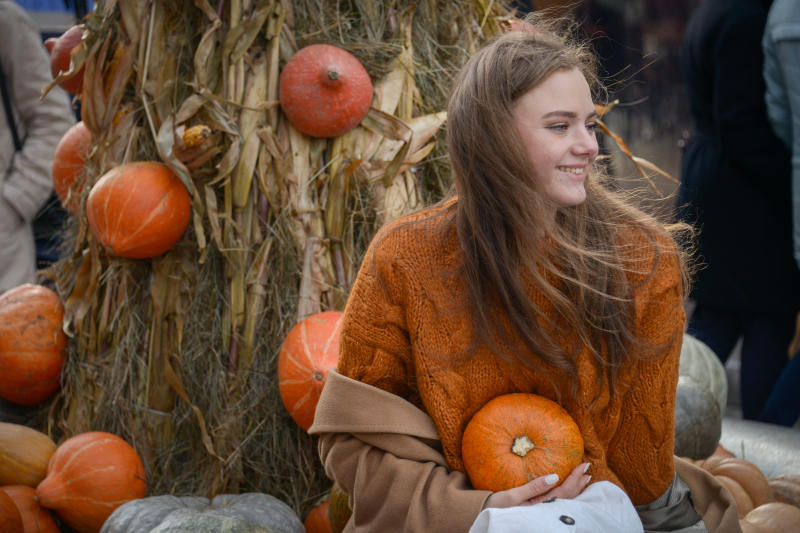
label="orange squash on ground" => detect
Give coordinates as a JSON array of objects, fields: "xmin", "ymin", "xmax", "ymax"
[
  {"xmin": 304, "ymin": 500, "xmax": 332, "ymax": 533},
  {"xmin": 44, "ymin": 24, "xmax": 84, "ymax": 95},
  {"xmin": 0, "ymin": 284, "xmax": 67, "ymax": 406},
  {"xmin": 768, "ymin": 474, "xmax": 800, "ymax": 507},
  {"xmin": 0, "ymin": 422, "xmax": 57, "ymax": 487},
  {"xmin": 740, "ymin": 501, "xmax": 800, "ymax": 533},
  {"xmin": 327, "ymin": 483, "xmax": 351, "ymax": 533},
  {"xmin": 279, "ymin": 44, "xmax": 373, "ymax": 138},
  {"xmin": 86, "ymin": 161, "xmax": 191, "ymax": 259},
  {"xmin": 461, "ymin": 393, "xmax": 584, "ymax": 492},
  {"xmin": 52, "ymin": 121, "xmax": 91, "ymax": 215},
  {"xmin": 278, "ymin": 311, "xmax": 343, "ymax": 431},
  {"xmin": 0, "ymin": 488, "xmax": 23, "ymax": 533},
  {"xmin": 35, "ymin": 432, "xmax": 146, "ymax": 533},
  {"xmin": 1, "ymin": 485, "xmax": 61, "ymax": 533}
]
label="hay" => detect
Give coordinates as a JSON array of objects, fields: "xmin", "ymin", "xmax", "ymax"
[{"xmin": 42, "ymin": 0, "xmax": 516, "ymax": 516}]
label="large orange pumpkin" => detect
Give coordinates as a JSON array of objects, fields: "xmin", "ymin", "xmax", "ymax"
[
  {"xmin": 86, "ymin": 161, "xmax": 191, "ymax": 259},
  {"xmin": 0, "ymin": 284, "xmax": 67, "ymax": 406},
  {"xmin": 0, "ymin": 488, "xmax": 23, "ymax": 533},
  {"xmin": 461, "ymin": 393, "xmax": 584, "ymax": 492},
  {"xmin": 44, "ymin": 24, "xmax": 84, "ymax": 95},
  {"xmin": 740, "ymin": 501, "xmax": 800, "ymax": 533},
  {"xmin": 278, "ymin": 311, "xmax": 343, "ymax": 431},
  {"xmin": 1, "ymin": 485, "xmax": 61, "ymax": 533},
  {"xmin": 304, "ymin": 500, "xmax": 333, "ymax": 533},
  {"xmin": 279, "ymin": 44, "xmax": 373, "ymax": 138},
  {"xmin": 694, "ymin": 456, "xmax": 774, "ymax": 518},
  {"xmin": 35, "ymin": 431, "xmax": 147, "ymax": 533},
  {"xmin": 52, "ymin": 121, "xmax": 91, "ymax": 215}
]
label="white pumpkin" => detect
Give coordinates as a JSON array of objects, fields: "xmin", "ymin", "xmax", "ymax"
[
  {"xmin": 674, "ymin": 375, "xmax": 722, "ymax": 460},
  {"xmin": 679, "ymin": 333, "xmax": 728, "ymax": 415}
]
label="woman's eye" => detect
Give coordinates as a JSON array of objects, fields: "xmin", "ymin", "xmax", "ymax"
[
  {"xmin": 586, "ymin": 122, "xmax": 598, "ymax": 133},
  {"xmin": 546, "ymin": 124, "xmax": 568, "ymax": 132}
]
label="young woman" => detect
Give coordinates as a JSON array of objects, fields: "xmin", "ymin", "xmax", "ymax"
[{"xmin": 310, "ymin": 18, "xmax": 737, "ymax": 533}]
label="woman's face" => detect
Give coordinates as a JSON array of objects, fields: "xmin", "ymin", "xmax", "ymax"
[{"xmin": 512, "ymin": 68, "xmax": 599, "ymax": 209}]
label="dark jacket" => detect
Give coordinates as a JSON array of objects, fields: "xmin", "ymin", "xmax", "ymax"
[{"xmin": 678, "ymin": 0, "xmax": 800, "ymax": 312}]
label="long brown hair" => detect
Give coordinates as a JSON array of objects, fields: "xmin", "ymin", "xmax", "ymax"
[{"xmin": 443, "ymin": 17, "xmax": 692, "ymax": 392}]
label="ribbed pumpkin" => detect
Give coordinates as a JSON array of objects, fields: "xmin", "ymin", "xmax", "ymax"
[
  {"xmin": 461, "ymin": 393, "xmax": 584, "ymax": 492},
  {"xmin": 1, "ymin": 485, "xmax": 62, "ymax": 533},
  {"xmin": 768, "ymin": 474, "xmax": 800, "ymax": 507},
  {"xmin": 679, "ymin": 333, "xmax": 728, "ymax": 415},
  {"xmin": 278, "ymin": 311, "xmax": 343, "ymax": 431},
  {"xmin": 740, "ymin": 502, "xmax": 800, "ymax": 533},
  {"xmin": 327, "ymin": 483, "xmax": 350, "ymax": 533},
  {"xmin": 35, "ymin": 432, "xmax": 147, "ymax": 533},
  {"xmin": 0, "ymin": 488, "xmax": 23, "ymax": 533},
  {"xmin": 279, "ymin": 44, "xmax": 373, "ymax": 138},
  {"xmin": 52, "ymin": 121, "xmax": 91, "ymax": 215},
  {"xmin": 694, "ymin": 456, "xmax": 774, "ymax": 518},
  {"xmin": 99, "ymin": 493, "xmax": 304, "ymax": 533},
  {"xmin": 44, "ymin": 24, "xmax": 84, "ymax": 95},
  {"xmin": 0, "ymin": 284, "xmax": 67, "ymax": 406},
  {"xmin": 304, "ymin": 500, "xmax": 332, "ymax": 533},
  {"xmin": 0, "ymin": 422, "xmax": 57, "ymax": 486},
  {"xmin": 86, "ymin": 161, "xmax": 191, "ymax": 259}
]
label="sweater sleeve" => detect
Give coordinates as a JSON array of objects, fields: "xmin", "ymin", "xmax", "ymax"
[
  {"xmin": 336, "ymin": 226, "xmax": 417, "ymax": 398},
  {"xmin": 607, "ymin": 236, "xmax": 686, "ymax": 505}
]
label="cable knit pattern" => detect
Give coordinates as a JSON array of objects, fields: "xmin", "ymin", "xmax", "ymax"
[{"xmin": 337, "ymin": 201, "xmax": 685, "ymax": 505}]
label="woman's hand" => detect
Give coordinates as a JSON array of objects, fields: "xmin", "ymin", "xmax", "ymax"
[{"xmin": 482, "ymin": 462, "xmax": 592, "ymax": 509}]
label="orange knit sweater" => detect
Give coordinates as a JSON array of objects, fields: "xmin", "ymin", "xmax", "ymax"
[{"xmin": 337, "ymin": 201, "xmax": 685, "ymax": 505}]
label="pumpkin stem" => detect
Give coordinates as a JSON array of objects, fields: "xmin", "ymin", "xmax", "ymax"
[
  {"xmin": 327, "ymin": 69, "xmax": 340, "ymax": 82},
  {"xmin": 511, "ymin": 435, "xmax": 535, "ymax": 457}
]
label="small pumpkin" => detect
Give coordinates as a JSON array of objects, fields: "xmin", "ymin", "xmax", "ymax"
[
  {"xmin": 52, "ymin": 121, "xmax": 91, "ymax": 215},
  {"xmin": 768, "ymin": 474, "xmax": 800, "ymax": 507},
  {"xmin": 740, "ymin": 501, "xmax": 800, "ymax": 533},
  {"xmin": 44, "ymin": 25, "xmax": 85, "ymax": 95},
  {"xmin": 1, "ymin": 485, "xmax": 62, "ymax": 533},
  {"xmin": 0, "ymin": 284, "xmax": 67, "ymax": 406},
  {"xmin": 99, "ymin": 493, "xmax": 304, "ymax": 533},
  {"xmin": 279, "ymin": 44, "xmax": 373, "ymax": 138},
  {"xmin": 674, "ymin": 375, "xmax": 722, "ymax": 460},
  {"xmin": 694, "ymin": 457, "xmax": 774, "ymax": 518},
  {"xmin": 35, "ymin": 431, "xmax": 147, "ymax": 533},
  {"xmin": 0, "ymin": 422, "xmax": 57, "ymax": 486},
  {"xmin": 304, "ymin": 500, "xmax": 332, "ymax": 533},
  {"xmin": 86, "ymin": 161, "xmax": 191, "ymax": 259},
  {"xmin": 679, "ymin": 333, "xmax": 728, "ymax": 415},
  {"xmin": 278, "ymin": 311, "xmax": 343, "ymax": 431},
  {"xmin": 0, "ymin": 488, "xmax": 23, "ymax": 533},
  {"xmin": 461, "ymin": 393, "xmax": 584, "ymax": 492},
  {"xmin": 327, "ymin": 483, "xmax": 350, "ymax": 533}
]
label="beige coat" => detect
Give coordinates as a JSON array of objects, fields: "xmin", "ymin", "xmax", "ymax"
[
  {"xmin": 309, "ymin": 371, "xmax": 742, "ymax": 533},
  {"xmin": 0, "ymin": 1, "xmax": 75, "ymax": 292}
]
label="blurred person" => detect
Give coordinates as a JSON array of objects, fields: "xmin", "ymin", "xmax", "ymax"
[
  {"xmin": 0, "ymin": 0, "xmax": 75, "ymax": 293},
  {"xmin": 678, "ymin": 0, "xmax": 800, "ymax": 420},
  {"xmin": 758, "ymin": 0, "xmax": 800, "ymax": 427}
]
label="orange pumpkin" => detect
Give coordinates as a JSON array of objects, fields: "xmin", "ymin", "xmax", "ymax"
[
  {"xmin": 768, "ymin": 474, "xmax": 800, "ymax": 507},
  {"xmin": 0, "ymin": 488, "xmax": 23, "ymax": 533},
  {"xmin": 327, "ymin": 483, "xmax": 351, "ymax": 533},
  {"xmin": 0, "ymin": 284, "xmax": 67, "ymax": 406},
  {"xmin": 694, "ymin": 457, "xmax": 774, "ymax": 518},
  {"xmin": 86, "ymin": 161, "xmax": 191, "ymax": 259},
  {"xmin": 278, "ymin": 311, "xmax": 343, "ymax": 431},
  {"xmin": 279, "ymin": 44, "xmax": 373, "ymax": 138},
  {"xmin": 740, "ymin": 501, "xmax": 800, "ymax": 533},
  {"xmin": 44, "ymin": 25, "xmax": 84, "ymax": 95},
  {"xmin": 304, "ymin": 500, "xmax": 332, "ymax": 533},
  {"xmin": 461, "ymin": 393, "xmax": 584, "ymax": 492},
  {"xmin": 52, "ymin": 121, "xmax": 91, "ymax": 215},
  {"xmin": 0, "ymin": 422, "xmax": 57, "ymax": 487},
  {"xmin": 35, "ymin": 432, "xmax": 147, "ymax": 533},
  {"xmin": 1, "ymin": 485, "xmax": 61, "ymax": 533}
]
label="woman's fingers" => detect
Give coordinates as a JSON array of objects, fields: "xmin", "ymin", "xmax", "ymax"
[{"xmin": 528, "ymin": 462, "xmax": 592, "ymax": 504}]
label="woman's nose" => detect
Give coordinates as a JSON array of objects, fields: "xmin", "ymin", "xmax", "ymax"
[{"xmin": 573, "ymin": 129, "xmax": 599, "ymax": 158}]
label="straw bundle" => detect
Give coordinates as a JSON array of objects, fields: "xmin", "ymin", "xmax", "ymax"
[{"xmin": 42, "ymin": 0, "xmax": 516, "ymax": 514}]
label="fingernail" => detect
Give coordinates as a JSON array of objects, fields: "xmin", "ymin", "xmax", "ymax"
[
  {"xmin": 544, "ymin": 473, "xmax": 559, "ymax": 486},
  {"xmin": 586, "ymin": 475, "xmax": 592, "ymax": 483},
  {"xmin": 583, "ymin": 462, "xmax": 590, "ymax": 473}
]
